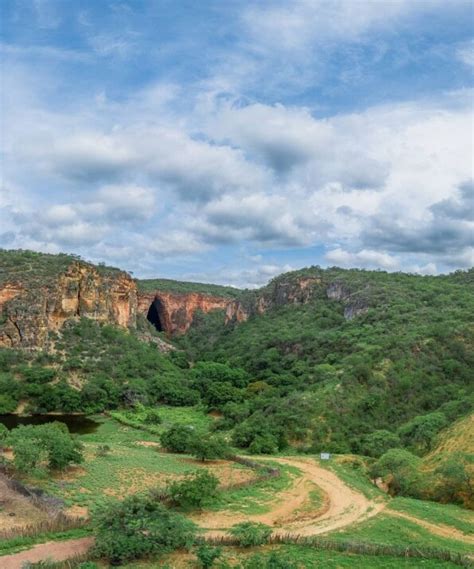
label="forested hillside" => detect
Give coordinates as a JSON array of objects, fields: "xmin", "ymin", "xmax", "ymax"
[
  {"xmin": 1, "ymin": 253, "xmax": 472, "ymax": 507},
  {"xmin": 179, "ymin": 267, "xmax": 473, "ymax": 456}
]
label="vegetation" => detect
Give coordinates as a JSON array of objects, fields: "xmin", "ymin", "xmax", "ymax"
[
  {"xmin": 7, "ymin": 422, "xmax": 83, "ymax": 472},
  {"xmin": 229, "ymin": 522, "xmax": 272, "ymax": 547},
  {"xmin": 92, "ymin": 493, "xmax": 196, "ymax": 564},
  {"xmin": 137, "ymin": 277, "xmax": 240, "ymax": 297},
  {"xmin": 168, "ymin": 470, "xmax": 219, "ymax": 509}
]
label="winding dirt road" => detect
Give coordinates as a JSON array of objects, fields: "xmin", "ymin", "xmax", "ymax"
[
  {"xmin": 195, "ymin": 456, "xmax": 386, "ymax": 537},
  {"xmin": 2, "ymin": 456, "xmax": 471, "ymax": 567}
]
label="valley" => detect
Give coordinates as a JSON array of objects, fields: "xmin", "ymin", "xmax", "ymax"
[{"xmin": 0, "ymin": 250, "xmax": 472, "ymax": 568}]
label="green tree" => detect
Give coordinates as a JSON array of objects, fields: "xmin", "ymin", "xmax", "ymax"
[
  {"xmin": 8, "ymin": 422, "xmax": 83, "ymax": 472},
  {"xmin": 93, "ymin": 494, "xmax": 196, "ymax": 564},
  {"xmin": 188, "ymin": 433, "xmax": 229, "ymax": 462},
  {"xmin": 168, "ymin": 470, "xmax": 219, "ymax": 509},
  {"xmin": 160, "ymin": 424, "xmax": 196, "ymax": 453},
  {"xmin": 359, "ymin": 430, "xmax": 401, "ymax": 458},
  {"xmin": 435, "ymin": 453, "xmax": 473, "ymax": 508},
  {"xmin": 398, "ymin": 412, "xmax": 447, "ymax": 454},
  {"xmin": 370, "ymin": 448, "xmax": 421, "ymax": 496}
]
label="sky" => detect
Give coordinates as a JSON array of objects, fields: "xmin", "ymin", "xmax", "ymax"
[{"xmin": 0, "ymin": 0, "xmax": 473, "ymax": 288}]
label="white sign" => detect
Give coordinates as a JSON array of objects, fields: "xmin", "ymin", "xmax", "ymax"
[{"xmin": 320, "ymin": 452, "xmax": 331, "ymax": 460}]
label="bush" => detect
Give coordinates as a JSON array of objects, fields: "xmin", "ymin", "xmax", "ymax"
[
  {"xmin": 168, "ymin": 470, "xmax": 219, "ymax": 509},
  {"xmin": 358, "ymin": 429, "xmax": 401, "ymax": 458},
  {"xmin": 8, "ymin": 422, "xmax": 83, "ymax": 472},
  {"xmin": 370, "ymin": 448, "xmax": 422, "ymax": 496},
  {"xmin": 229, "ymin": 522, "xmax": 272, "ymax": 547},
  {"xmin": 248, "ymin": 434, "xmax": 279, "ymax": 454},
  {"xmin": 188, "ymin": 433, "xmax": 229, "ymax": 462},
  {"xmin": 144, "ymin": 408, "xmax": 162, "ymax": 424},
  {"xmin": 160, "ymin": 424, "xmax": 196, "ymax": 453},
  {"xmin": 196, "ymin": 544, "xmax": 222, "ymax": 568},
  {"xmin": 93, "ymin": 494, "xmax": 196, "ymax": 563}
]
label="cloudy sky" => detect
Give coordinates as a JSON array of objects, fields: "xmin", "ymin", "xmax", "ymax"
[{"xmin": 1, "ymin": 0, "xmax": 473, "ymax": 287}]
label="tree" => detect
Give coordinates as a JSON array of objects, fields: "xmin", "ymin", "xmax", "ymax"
[
  {"xmin": 229, "ymin": 522, "xmax": 272, "ymax": 547},
  {"xmin": 435, "ymin": 453, "xmax": 473, "ymax": 508},
  {"xmin": 358, "ymin": 430, "xmax": 401, "ymax": 458},
  {"xmin": 8, "ymin": 422, "xmax": 83, "ymax": 472},
  {"xmin": 144, "ymin": 408, "xmax": 162, "ymax": 424},
  {"xmin": 93, "ymin": 494, "xmax": 196, "ymax": 564},
  {"xmin": 160, "ymin": 424, "xmax": 195, "ymax": 453},
  {"xmin": 398, "ymin": 412, "xmax": 448, "ymax": 454},
  {"xmin": 248, "ymin": 434, "xmax": 278, "ymax": 454},
  {"xmin": 188, "ymin": 434, "xmax": 229, "ymax": 462},
  {"xmin": 370, "ymin": 448, "xmax": 421, "ymax": 496},
  {"xmin": 168, "ymin": 470, "xmax": 219, "ymax": 509}
]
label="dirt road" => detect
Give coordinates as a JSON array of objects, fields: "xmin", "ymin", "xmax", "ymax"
[
  {"xmin": 3, "ymin": 456, "xmax": 471, "ymax": 566},
  {"xmin": 195, "ymin": 456, "xmax": 386, "ymax": 536},
  {"xmin": 0, "ymin": 537, "xmax": 94, "ymax": 569}
]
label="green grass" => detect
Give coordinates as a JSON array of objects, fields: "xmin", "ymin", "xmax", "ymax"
[
  {"xmin": 110, "ymin": 405, "xmax": 213, "ymax": 436},
  {"xmin": 122, "ymin": 544, "xmax": 465, "ymax": 568},
  {"xmin": 319, "ymin": 456, "xmax": 386, "ymax": 500},
  {"xmin": 35, "ymin": 417, "xmax": 219, "ymax": 510},
  {"xmin": 333, "ymin": 513, "xmax": 473, "ymax": 556},
  {"xmin": 208, "ymin": 463, "xmax": 300, "ymax": 516},
  {"xmin": 388, "ymin": 497, "xmax": 474, "ymax": 535}
]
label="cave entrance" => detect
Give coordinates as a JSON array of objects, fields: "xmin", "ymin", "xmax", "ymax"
[{"xmin": 146, "ymin": 298, "xmax": 164, "ymax": 332}]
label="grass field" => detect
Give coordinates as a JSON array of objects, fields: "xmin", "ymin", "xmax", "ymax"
[
  {"xmin": 36, "ymin": 416, "xmax": 253, "ymax": 513},
  {"xmin": 123, "ymin": 544, "xmax": 467, "ymax": 568},
  {"xmin": 387, "ymin": 496, "xmax": 474, "ymax": 535}
]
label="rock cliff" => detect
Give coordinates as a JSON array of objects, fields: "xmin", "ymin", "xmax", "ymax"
[
  {"xmin": 0, "ymin": 261, "xmax": 137, "ymax": 349},
  {"xmin": 138, "ymin": 290, "xmax": 229, "ymax": 334},
  {"xmin": 225, "ymin": 274, "xmax": 369, "ymax": 323}
]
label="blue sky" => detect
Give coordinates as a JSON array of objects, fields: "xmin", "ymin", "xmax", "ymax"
[{"xmin": 1, "ymin": 0, "xmax": 473, "ymax": 287}]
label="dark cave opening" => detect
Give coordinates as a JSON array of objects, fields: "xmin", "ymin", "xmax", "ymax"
[{"xmin": 146, "ymin": 299, "xmax": 164, "ymax": 332}]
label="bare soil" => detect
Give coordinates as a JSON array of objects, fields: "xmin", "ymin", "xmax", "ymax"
[{"xmin": 0, "ymin": 537, "xmax": 94, "ymax": 569}]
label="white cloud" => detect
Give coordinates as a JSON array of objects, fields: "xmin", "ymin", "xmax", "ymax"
[
  {"xmin": 325, "ymin": 248, "xmax": 400, "ymax": 270},
  {"xmin": 456, "ymin": 40, "xmax": 474, "ymax": 67}
]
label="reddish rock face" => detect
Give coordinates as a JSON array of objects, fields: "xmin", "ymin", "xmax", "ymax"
[
  {"xmin": 138, "ymin": 291, "xmax": 229, "ymax": 334},
  {"xmin": 0, "ymin": 262, "xmax": 137, "ymax": 349}
]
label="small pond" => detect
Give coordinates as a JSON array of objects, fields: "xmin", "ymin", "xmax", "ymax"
[{"xmin": 0, "ymin": 414, "xmax": 100, "ymax": 434}]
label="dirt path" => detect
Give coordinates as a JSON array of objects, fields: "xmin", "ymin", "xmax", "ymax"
[
  {"xmin": 195, "ymin": 456, "xmax": 386, "ymax": 537},
  {"xmin": 386, "ymin": 509, "xmax": 474, "ymax": 545},
  {"xmin": 0, "ymin": 537, "xmax": 94, "ymax": 569},
  {"xmin": 4, "ymin": 457, "xmax": 471, "ymax": 567}
]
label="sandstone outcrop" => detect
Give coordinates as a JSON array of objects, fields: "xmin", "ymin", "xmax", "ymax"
[
  {"xmin": 138, "ymin": 291, "xmax": 229, "ymax": 334},
  {"xmin": 0, "ymin": 262, "xmax": 137, "ymax": 349}
]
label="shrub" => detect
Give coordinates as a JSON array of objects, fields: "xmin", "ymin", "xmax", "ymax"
[
  {"xmin": 8, "ymin": 422, "xmax": 83, "ymax": 472},
  {"xmin": 229, "ymin": 522, "xmax": 272, "ymax": 547},
  {"xmin": 358, "ymin": 429, "xmax": 401, "ymax": 458},
  {"xmin": 196, "ymin": 544, "xmax": 222, "ymax": 568},
  {"xmin": 160, "ymin": 424, "xmax": 195, "ymax": 453},
  {"xmin": 168, "ymin": 470, "xmax": 219, "ymax": 509},
  {"xmin": 248, "ymin": 433, "xmax": 279, "ymax": 454},
  {"xmin": 188, "ymin": 433, "xmax": 229, "ymax": 462},
  {"xmin": 144, "ymin": 408, "xmax": 162, "ymax": 424},
  {"xmin": 93, "ymin": 494, "xmax": 196, "ymax": 563},
  {"xmin": 370, "ymin": 448, "xmax": 422, "ymax": 496}
]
